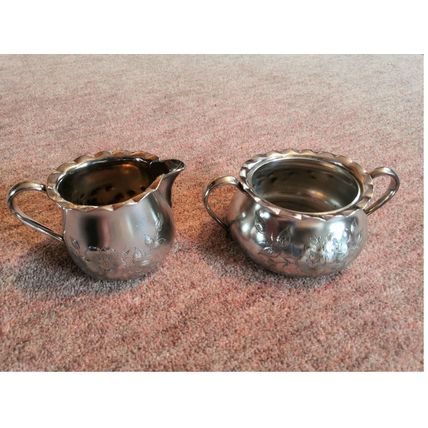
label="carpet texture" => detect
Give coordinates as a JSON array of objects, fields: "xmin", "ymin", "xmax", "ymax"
[{"xmin": 0, "ymin": 55, "xmax": 423, "ymax": 371}]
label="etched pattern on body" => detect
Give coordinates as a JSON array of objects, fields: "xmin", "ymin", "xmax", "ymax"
[
  {"xmin": 255, "ymin": 219, "xmax": 297, "ymax": 271},
  {"xmin": 254, "ymin": 213, "xmax": 363, "ymax": 275},
  {"xmin": 69, "ymin": 215, "xmax": 166, "ymax": 276}
]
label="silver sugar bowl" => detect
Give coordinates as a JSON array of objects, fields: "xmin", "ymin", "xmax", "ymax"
[
  {"xmin": 204, "ymin": 149, "xmax": 399, "ymax": 276},
  {"xmin": 7, "ymin": 150, "xmax": 185, "ymax": 280}
]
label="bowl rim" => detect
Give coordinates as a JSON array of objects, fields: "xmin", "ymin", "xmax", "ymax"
[
  {"xmin": 46, "ymin": 150, "xmax": 167, "ymax": 212},
  {"xmin": 239, "ymin": 149, "xmax": 374, "ymax": 220}
]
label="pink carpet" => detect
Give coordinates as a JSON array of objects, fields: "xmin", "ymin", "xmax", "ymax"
[{"xmin": 0, "ymin": 55, "xmax": 423, "ymax": 371}]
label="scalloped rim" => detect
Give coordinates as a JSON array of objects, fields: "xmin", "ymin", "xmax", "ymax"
[
  {"xmin": 46, "ymin": 150, "xmax": 168, "ymax": 212},
  {"xmin": 239, "ymin": 149, "xmax": 374, "ymax": 220}
]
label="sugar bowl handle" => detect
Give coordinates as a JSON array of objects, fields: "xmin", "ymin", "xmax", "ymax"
[
  {"xmin": 203, "ymin": 176, "xmax": 242, "ymax": 230},
  {"xmin": 7, "ymin": 181, "xmax": 64, "ymax": 242},
  {"xmin": 364, "ymin": 167, "xmax": 400, "ymax": 215}
]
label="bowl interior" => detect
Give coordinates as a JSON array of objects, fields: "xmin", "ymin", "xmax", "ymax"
[
  {"xmin": 57, "ymin": 158, "xmax": 169, "ymax": 206},
  {"xmin": 249, "ymin": 158, "xmax": 361, "ymax": 213}
]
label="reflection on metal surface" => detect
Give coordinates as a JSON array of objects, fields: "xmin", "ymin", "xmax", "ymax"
[
  {"xmin": 7, "ymin": 150, "xmax": 185, "ymax": 280},
  {"xmin": 204, "ymin": 149, "xmax": 399, "ymax": 277}
]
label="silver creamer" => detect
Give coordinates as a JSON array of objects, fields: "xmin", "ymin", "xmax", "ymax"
[{"xmin": 8, "ymin": 150, "xmax": 185, "ymax": 280}]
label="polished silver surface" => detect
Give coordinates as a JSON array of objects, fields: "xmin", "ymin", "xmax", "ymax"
[
  {"xmin": 204, "ymin": 149, "xmax": 400, "ymax": 277},
  {"xmin": 7, "ymin": 150, "xmax": 185, "ymax": 280}
]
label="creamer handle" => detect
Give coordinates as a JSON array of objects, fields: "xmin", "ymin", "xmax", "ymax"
[{"xmin": 7, "ymin": 181, "xmax": 64, "ymax": 242}]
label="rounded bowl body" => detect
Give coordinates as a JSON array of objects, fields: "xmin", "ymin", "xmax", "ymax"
[
  {"xmin": 204, "ymin": 149, "xmax": 399, "ymax": 277},
  {"xmin": 227, "ymin": 190, "xmax": 368, "ymax": 276},
  {"xmin": 64, "ymin": 191, "xmax": 175, "ymax": 280}
]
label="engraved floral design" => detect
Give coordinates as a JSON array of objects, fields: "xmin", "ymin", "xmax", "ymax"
[
  {"xmin": 255, "ymin": 214, "xmax": 297, "ymax": 271},
  {"xmin": 254, "ymin": 212, "xmax": 363, "ymax": 275},
  {"xmin": 68, "ymin": 213, "xmax": 166, "ymax": 276},
  {"xmin": 299, "ymin": 219, "xmax": 363, "ymax": 274},
  {"xmin": 301, "ymin": 235, "xmax": 348, "ymax": 272},
  {"xmin": 70, "ymin": 240, "xmax": 160, "ymax": 276},
  {"xmin": 84, "ymin": 247, "xmax": 120, "ymax": 273}
]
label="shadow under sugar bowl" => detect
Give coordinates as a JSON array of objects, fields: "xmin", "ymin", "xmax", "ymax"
[
  {"xmin": 7, "ymin": 150, "xmax": 185, "ymax": 280},
  {"xmin": 203, "ymin": 149, "xmax": 399, "ymax": 277}
]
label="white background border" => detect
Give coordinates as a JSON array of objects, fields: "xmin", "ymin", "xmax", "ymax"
[
  {"xmin": 0, "ymin": 1, "xmax": 425, "ymax": 427},
  {"xmin": 0, "ymin": 0, "xmax": 425, "ymax": 53}
]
